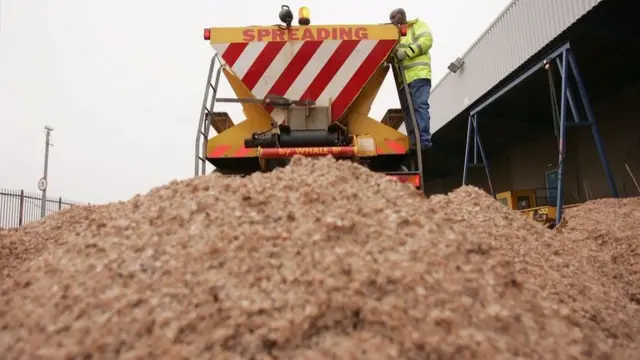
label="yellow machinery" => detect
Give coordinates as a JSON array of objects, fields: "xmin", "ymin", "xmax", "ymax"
[
  {"xmin": 496, "ymin": 189, "xmax": 580, "ymax": 228},
  {"xmin": 195, "ymin": 5, "xmax": 424, "ymax": 189},
  {"xmin": 496, "ymin": 189, "xmax": 537, "ymax": 210}
]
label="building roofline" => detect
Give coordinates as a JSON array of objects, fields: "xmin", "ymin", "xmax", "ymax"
[{"xmin": 431, "ymin": 0, "xmax": 517, "ymax": 93}]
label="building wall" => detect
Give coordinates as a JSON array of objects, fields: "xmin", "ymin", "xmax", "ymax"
[
  {"xmin": 425, "ymin": 81, "xmax": 640, "ymax": 202},
  {"xmin": 429, "ymin": 0, "xmax": 604, "ymax": 134},
  {"xmin": 572, "ymin": 83, "xmax": 640, "ymax": 198}
]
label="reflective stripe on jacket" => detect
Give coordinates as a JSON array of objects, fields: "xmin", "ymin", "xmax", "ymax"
[{"xmin": 398, "ymin": 18, "xmax": 433, "ymax": 84}]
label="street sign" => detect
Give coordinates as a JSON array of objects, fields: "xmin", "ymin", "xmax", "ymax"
[{"xmin": 37, "ymin": 177, "xmax": 47, "ymax": 191}]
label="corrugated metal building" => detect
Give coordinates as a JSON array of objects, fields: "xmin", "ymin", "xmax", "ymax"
[
  {"xmin": 430, "ymin": 0, "xmax": 604, "ymax": 133},
  {"xmin": 422, "ymin": 0, "xmax": 640, "ymax": 208}
]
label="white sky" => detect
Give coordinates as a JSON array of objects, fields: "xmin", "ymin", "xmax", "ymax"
[{"xmin": 0, "ymin": 0, "xmax": 512, "ymax": 204}]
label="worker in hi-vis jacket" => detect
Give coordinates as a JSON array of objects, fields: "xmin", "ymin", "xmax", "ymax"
[{"xmin": 390, "ymin": 8, "xmax": 434, "ymax": 152}]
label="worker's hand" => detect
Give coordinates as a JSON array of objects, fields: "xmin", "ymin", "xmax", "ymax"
[{"xmin": 395, "ymin": 49, "xmax": 407, "ymax": 61}]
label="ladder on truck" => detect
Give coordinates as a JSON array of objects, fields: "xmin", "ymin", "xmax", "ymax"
[
  {"xmin": 391, "ymin": 61, "xmax": 426, "ymax": 191},
  {"xmin": 195, "ymin": 54, "xmax": 223, "ymax": 177}
]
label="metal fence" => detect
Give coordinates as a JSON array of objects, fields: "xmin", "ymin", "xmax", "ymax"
[{"xmin": 0, "ymin": 189, "xmax": 81, "ymax": 229}]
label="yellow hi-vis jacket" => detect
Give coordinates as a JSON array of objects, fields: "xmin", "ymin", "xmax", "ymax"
[{"xmin": 398, "ymin": 18, "xmax": 433, "ymax": 85}]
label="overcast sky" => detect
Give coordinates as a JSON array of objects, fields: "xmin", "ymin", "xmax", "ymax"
[{"xmin": 0, "ymin": 0, "xmax": 512, "ymax": 204}]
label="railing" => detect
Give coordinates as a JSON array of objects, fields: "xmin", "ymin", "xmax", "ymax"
[
  {"xmin": 0, "ymin": 189, "xmax": 81, "ymax": 229},
  {"xmin": 195, "ymin": 54, "xmax": 223, "ymax": 177}
]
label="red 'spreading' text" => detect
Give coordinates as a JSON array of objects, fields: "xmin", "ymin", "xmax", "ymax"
[{"xmin": 242, "ymin": 27, "xmax": 369, "ymax": 42}]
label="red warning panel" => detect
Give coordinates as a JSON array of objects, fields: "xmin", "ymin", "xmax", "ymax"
[{"xmin": 208, "ymin": 25, "xmax": 399, "ymax": 123}]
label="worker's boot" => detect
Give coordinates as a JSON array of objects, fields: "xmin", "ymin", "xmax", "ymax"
[
  {"xmin": 406, "ymin": 146, "xmax": 430, "ymax": 171},
  {"xmin": 405, "ymin": 149, "xmax": 419, "ymax": 171},
  {"xmin": 403, "ymin": 149, "xmax": 414, "ymax": 171}
]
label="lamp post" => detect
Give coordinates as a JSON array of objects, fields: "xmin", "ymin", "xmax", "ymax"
[{"xmin": 39, "ymin": 125, "xmax": 54, "ymax": 218}]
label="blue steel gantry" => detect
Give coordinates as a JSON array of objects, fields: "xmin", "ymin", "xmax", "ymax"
[{"xmin": 461, "ymin": 42, "xmax": 618, "ymax": 226}]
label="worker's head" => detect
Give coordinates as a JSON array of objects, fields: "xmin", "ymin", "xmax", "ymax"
[{"xmin": 389, "ymin": 8, "xmax": 407, "ymax": 25}]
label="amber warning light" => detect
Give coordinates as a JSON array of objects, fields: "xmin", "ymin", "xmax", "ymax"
[
  {"xmin": 298, "ymin": 6, "xmax": 310, "ymax": 26},
  {"xmin": 203, "ymin": 28, "xmax": 211, "ymax": 40}
]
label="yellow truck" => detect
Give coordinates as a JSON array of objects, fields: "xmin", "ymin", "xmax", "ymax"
[{"xmin": 195, "ymin": 5, "xmax": 427, "ymax": 189}]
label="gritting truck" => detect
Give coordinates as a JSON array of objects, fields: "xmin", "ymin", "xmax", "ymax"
[{"xmin": 195, "ymin": 5, "xmax": 427, "ymax": 189}]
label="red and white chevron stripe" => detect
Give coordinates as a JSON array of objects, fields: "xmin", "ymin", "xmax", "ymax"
[{"xmin": 212, "ymin": 39, "xmax": 397, "ymax": 123}]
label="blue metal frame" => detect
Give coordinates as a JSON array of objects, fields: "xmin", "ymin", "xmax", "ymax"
[
  {"xmin": 462, "ymin": 113, "xmax": 495, "ymax": 197},
  {"xmin": 462, "ymin": 42, "xmax": 618, "ymax": 226}
]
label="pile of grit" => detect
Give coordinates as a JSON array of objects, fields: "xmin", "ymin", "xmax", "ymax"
[{"xmin": 1, "ymin": 156, "xmax": 639, "ymax": 359}]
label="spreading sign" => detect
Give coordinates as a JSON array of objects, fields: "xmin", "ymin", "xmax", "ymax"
[{"xmin": 242, "ymin": 27, "xmax": 369, "ymax": 42}]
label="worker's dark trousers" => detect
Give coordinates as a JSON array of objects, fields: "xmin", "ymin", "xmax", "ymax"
[{"xmin": 399, "ymin": 78, "xmax": 432, "ymax": 149}]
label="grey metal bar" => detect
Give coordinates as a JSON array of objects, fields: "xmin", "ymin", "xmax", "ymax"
[
  {"xmin": 216, "ymin": 98, "xmax": 264, "ymax": 103},
  {"xmin": 19, "ymin": 190, "xmax": 24, "ymax": 226},
  {"xmin": 203, "ymin": 61, "xmax": 223, "ymax": 175},
  {"xmin": 394, "ymin": 61, "xmax": 425, "ymax": 191},
  {"xmin": 195, "ymin": 56, "xmax": 216, "ymax": 177}
]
